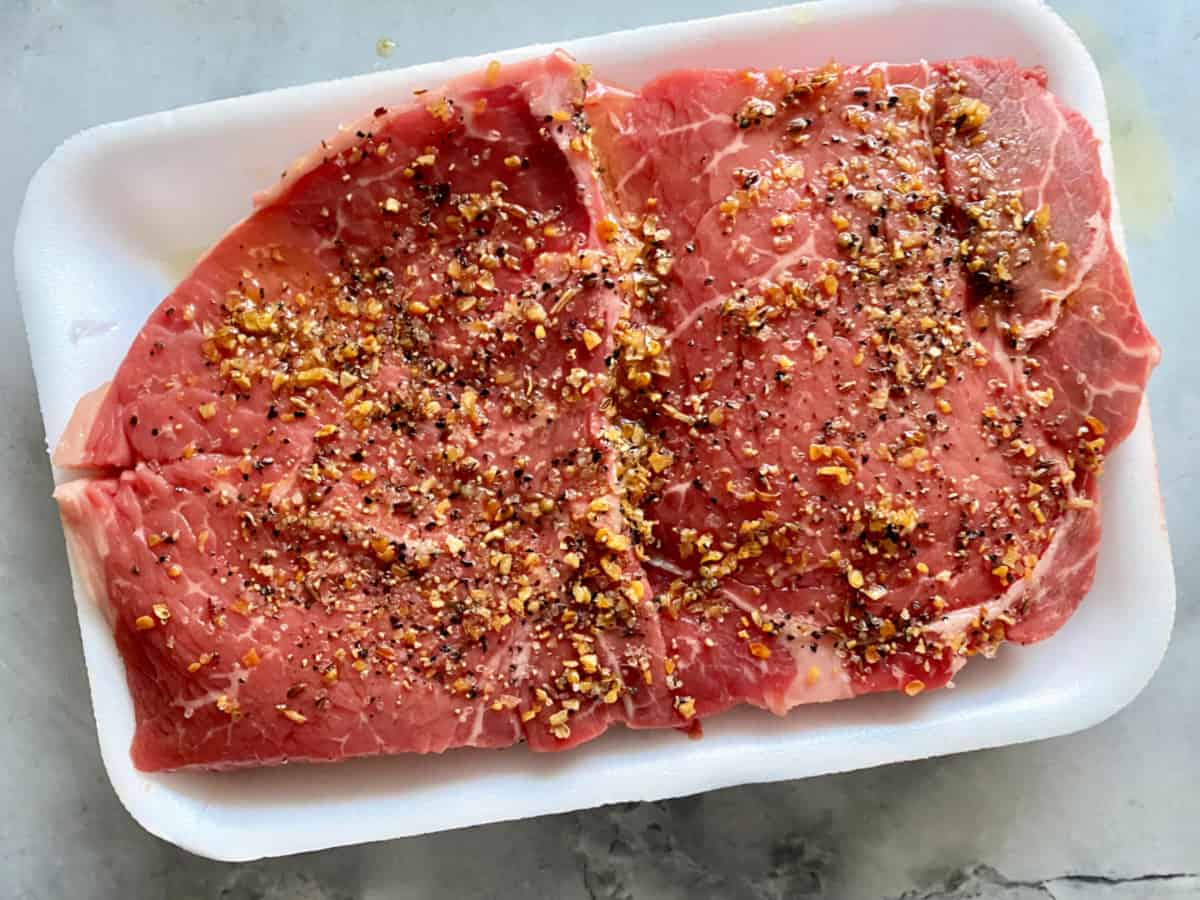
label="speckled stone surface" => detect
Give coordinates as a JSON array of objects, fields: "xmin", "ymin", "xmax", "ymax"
[{"xmin": 2, "ymin": 2, "xmax": 1197, "ymax": 897}]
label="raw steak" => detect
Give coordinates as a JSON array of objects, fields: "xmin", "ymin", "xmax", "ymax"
[
  {"xmin": 587, "ymin": 57, "xmax": 1155, "ymax": 712},
  {"xmin": 54, "ymin": 52, "xmax": 1157, "ymax": 770},
  {"xmin": 56, "ymin": 53, "xmax": 672, "ymax": 769}
]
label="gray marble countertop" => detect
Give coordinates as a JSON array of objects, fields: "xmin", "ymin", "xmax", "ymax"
[{"xmin": 2, "ymin": 1, "xmax": 1197, "ymax": 897}]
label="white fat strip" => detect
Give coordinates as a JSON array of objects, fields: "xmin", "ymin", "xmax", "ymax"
[
  {"xmin": 664, "ymin": 295, "xmax": 726, "ymax": 344},
  {"xmin": 173, "ymin": 665, "xmax": 251, "ymax": 719},
  {"xmin": 614, "ymin": 151, "xmax": 651, "ymax": 197},
  {"xmin": 641, "ymin": 553, "xmax": 688, "ymax": 579},
  {"xmin": 701, "ymin": 130, "xmax": 750, "ymax": 178},
  {"xmin": 1056, "ymin": 297, "xmax": 1160, "ymax": 425},
  {"xmin": 923, "ymin": 581, "xmax": 1024, "ymax": 643},
  {"xmin": 924, "ymin": 506, "xmax": 1094, "ymax": 647},
  {"xmin": 51, "ymin": 382, "xmax": 111, "ymax": 466},
  {"xmin": 54, "ymin": 481, "xmax": 115, "ymax": 621},
  {"xmin": 917, "ymin": 61, "xmax": 937, "ymax": 150},
  {"xmin": 662, "ymin": 107, "xmax": 730, "ymax": 138},
  {"xmin": 1097, "ymin": 315, "xmax": 1162, "ymax": 360},
  {"xmin": 758, "ymin": 230, "xmax": 819, "ymax": 285},
  {"xmin": 612, "ymin": 107, "xmax": 730, "ymax": 196},
  {"xmin": 643, "ymin": 556, "xmax": 852, "ymax": 711},
  {"xmin": 1032, "ymin": 103, "xmax": 1068, "ymax": 215},
  {"xmin": 656, "ymin": 481, "xmax": 692, "ymax": 520},
  {"xmin": 466, "ymin": 702, "xmax": 489, "ymax": 746},
  {"xmin": 662, "ymin": 230, "xmax": 817, "ymax": 347},
  {"xmin": 771, "ymin": 626, "xmax": 854, "ymax": 713}
]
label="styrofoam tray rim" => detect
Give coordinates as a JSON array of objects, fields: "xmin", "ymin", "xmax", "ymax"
[{"xmin": 14, "ymin": 0, "xmax": 1174, "ymax": 861}]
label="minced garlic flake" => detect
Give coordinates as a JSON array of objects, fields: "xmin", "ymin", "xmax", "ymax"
[
  {"xmin": 216, "ymin": 695, "xmax": 241, "ymax": 718},
  {"xmin": 1031, "ymin": 387, "xmax": 1055, "ymax": 408},
  {"xmin": 648, "ymin": 449, "xmax": 674, "ymax": 473},
  {"xmin": 597, "ymin": 216, "xmax": 620, "ymax": 242},
  {"xmin": 277, "ymin": 706, "xmax": 307, "ymax": 725},
  {"xmin": 817, "ymin": 465, "xmax": 852, "ymax": 486}
]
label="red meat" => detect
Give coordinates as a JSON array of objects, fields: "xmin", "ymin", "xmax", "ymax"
[{"xmin": 55, "ymin": 53, "xmax": 1158, "ymax": 770}]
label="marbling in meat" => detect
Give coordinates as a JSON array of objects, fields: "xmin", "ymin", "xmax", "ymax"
[{"xmin": 54, "ymin": 52, "xmax": 1158, "ymax": 770}]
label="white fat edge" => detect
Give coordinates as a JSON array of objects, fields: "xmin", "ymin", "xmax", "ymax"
[
  {"xmin": 55, "ymin": 480, "xmax": 115, "ymax": 622},
  {"xmin": 770, "ymin": 620, "xmax": 854, "ymax": 714},
  {"xmin": 644, "ymin": 555, "xmax": 852, "ymax": 711},
  {"xmin": 51, "ymin": 381, "xmax": 112, "ymax": 466},
  {"xmin": 1031, "ymin": 101, "xmax": 1069, "ymax": 217},
  {"xmin": 924, "ymin": 583, "xmax": 1024, "ymax": 643},
  {"xmin": 923, "ymin": 502, "xmax": 1092, "ymax": 652}
]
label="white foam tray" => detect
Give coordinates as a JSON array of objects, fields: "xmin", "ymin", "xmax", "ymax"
[{"xmin": 13, "ymin": 0, "xmax": 1174, "ymax": 862}]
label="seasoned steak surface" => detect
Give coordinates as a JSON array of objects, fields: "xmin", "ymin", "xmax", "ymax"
[{"xmin": 55, "ymin": 53, "xmax": 1158, "ymax": 770}]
